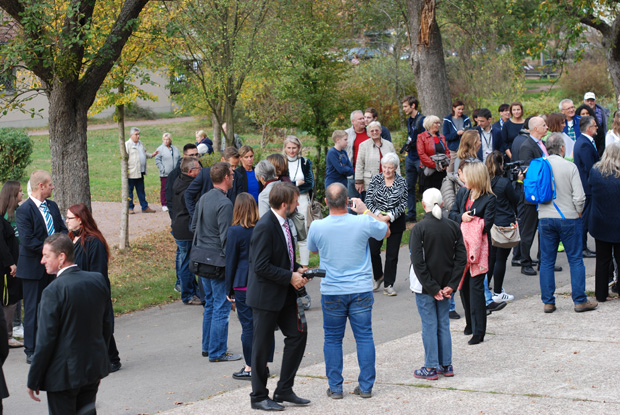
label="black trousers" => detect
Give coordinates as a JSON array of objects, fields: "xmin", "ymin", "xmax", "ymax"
[
  {"xmin": 594, "ymin": 239, "xmax": 620, "ymax": 302},
  {"xmin": 489, "ymin": 246, "xmax": 511, "ymax": 294},
  {"xmin": 369, "ymin": 232, "xmax": 403, "ymax": 287},
  {"xmin": 250, "ymin": 290, "xmax": 307, "ymax": 403},
  {"xmin": 460, "ymin": 273, "xmax": 486, "ymax": 337},
  {"xmin": 582, "ymin": 195, "xmax": 592, "ymax": 249},
  {"xmin": 21, "ymin": 274, "xmax": 55, "ymax": 356},
  {"xmin": 47, "ymin": 381, "xmax": 99, "ymax": 415},
  {"xmin": 518, "ymin": 203, "xmax": 538, "ymax": 266}
]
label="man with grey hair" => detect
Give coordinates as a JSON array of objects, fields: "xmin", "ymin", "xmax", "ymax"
[
  {"xmin": 125, "ymin": 127, "xmax": 159, "ymax": 214},
  {"xmin": 559, "ymin": 99, "xmax": 581, "ymax": 141},
  {"xmin": 574, "ymin": 116, "xmax": 600, "ymax": 257},
  {"xmin": 345, "ymin": 110, "xmax": 369, "ymax": 199},
  {"xmin": 307, "ymin": 183, "xmax": 389, "ymax": 399},
  {"xmin": 255, "ymin": 160, "xmax": 278, "ymax": 217},
  {"xmin": 537, "ymin": 133, "xmax": 597, "ymax": 313}
]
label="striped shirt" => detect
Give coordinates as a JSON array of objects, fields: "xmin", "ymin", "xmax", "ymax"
[{"xmin": 365, "ymin": 173, "xmax": 408, "ymax": 222}]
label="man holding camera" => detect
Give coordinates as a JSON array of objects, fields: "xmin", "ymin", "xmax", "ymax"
[{"xmin": 307, "ymin": 183, "xmax": 389, "ymax": 400}]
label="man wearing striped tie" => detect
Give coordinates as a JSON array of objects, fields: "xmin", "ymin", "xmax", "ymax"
[{"xmin": 16, "ymin": 170, "xmax": 67, "ymax": 364}]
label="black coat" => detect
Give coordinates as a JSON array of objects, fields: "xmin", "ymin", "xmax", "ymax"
[
  {"xmin": 0, "ymin": 216, "xmax": 21, "ymax": 304},
  {"xmin": 74, "ymin": 236, "xmax": 110, "ymax": 287},
  {"xmin": 186, "ymin": 167, "xmax": 245, "ymax": 220},
  {"xmin": 27, "ymin": 266, "xmax": 112, "ymax": 392},
  {"xmin": 247, "ymin": 210, "xmax": 300, "ymax": 312},
  {"xmin": 172, "ymin": 173, "xmax": 195, "ymax": 241},
  {"xmin": 490, "ymin": 176, "xmax": 519, "ymax": 227},
  {"xmin": 449, "ymin": 188, "xmax": 496, "ymax": 235},
  {"xmin": 16, "ymin": 198, "xmax": 67, "ymax": 280},
  {"xmin": 236, "ymin": 166, "xmax": 264, "ymax": 196}
]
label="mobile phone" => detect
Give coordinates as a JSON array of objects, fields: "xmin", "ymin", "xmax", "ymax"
[
  {"xmin": 470, "ymin": 208, "xmax": 476, "ymax": 216},
  {"xmin": 348, "ymin": 200, "xmax": 356, "ymax": 209}
]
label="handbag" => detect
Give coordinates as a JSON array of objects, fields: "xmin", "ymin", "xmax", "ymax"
[
  {"xmin": 306, "ymin": 191, "xmax": 323, "ymax": 228},
  {"xmin": 490, "ymin": 223, "xmax": 520, "ymax": 248},
  {"xmin": 290, "ymin": 211, "xmax": 307, "ymax": 241},
  {"xmin": 188, "ymin": 203, "xmax": 226, "ymax": 279}
]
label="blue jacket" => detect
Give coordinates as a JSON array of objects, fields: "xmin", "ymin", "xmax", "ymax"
[
  {"xmin": 443, "ymin": 114, "xmax": 472, "ymax": 152},
  {"xmin": 225, "ymin": 225, "xmax": 254, "ymax": 296},
  {"xmin": 325, "ymin": 147, "xmax": 354, "ymax": 188},
  {"xmin": 476, "ymin": 125, "xmax": 504, "ymax": 160},
  {"xmin": 573, "ymin": 134, "xmax": 600, "ymax": 195},
  {"xmin": 404, "ymin": 112, "xmax": 425, "ymax": 161},
  {"xmin": 588, "ymin": 167, "xmax": 620, "ymax": 243},
  {"xmin": 562, "ymin": 115, "xmax": 582, "ymax": 140}
]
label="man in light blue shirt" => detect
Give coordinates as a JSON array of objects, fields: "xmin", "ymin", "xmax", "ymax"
[{"xmin": 307, "ymin": 183, "xmax": 388, "ymax": 399}]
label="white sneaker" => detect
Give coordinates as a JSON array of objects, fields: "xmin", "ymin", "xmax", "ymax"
[
  {"xmin": 492, "ymin": 291, "xmax": 514, "ymax": 302},
  {"xmin": 373, "ymin": 276, "xmax": 384, "ymax": 292},
  {"xmin": 384, "ymin": 285, "xmax": 397, "ymax": 296},
  {"xmin": 162, "ymin": 206, "xmax": 169, "ymax": 212},
  {"xmin": 13, "ymin": 325, "xmax": 23, "ymax": 339}
]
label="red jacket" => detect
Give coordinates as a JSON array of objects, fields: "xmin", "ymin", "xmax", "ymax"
[{"xmin": 417, "ymin": 131, "xmax": 450, "ymax": 169}]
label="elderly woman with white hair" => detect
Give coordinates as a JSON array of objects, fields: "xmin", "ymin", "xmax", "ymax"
[
  {"xmin": 355, "ymin": 121, "xmax": 397, "ymax": 197},
  {"xmin": 417, "ymin": 115, "xmax": 450, "ymax": 193},
  {"xmin": 365, "ymin": 152, "xmax": 407, "ymax": 296},
  {"xmin": 254, "ymin": 160, "xmax": 279, "ymax": 217},
  {"xmin": 283, "ymin": 136, "xmax": 314, "ymax": 268}
]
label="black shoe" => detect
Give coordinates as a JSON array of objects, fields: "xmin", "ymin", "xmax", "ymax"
[
  {"xmin": 273, "ymin": 392, "xmax": 311, "ymax": 406},
  {"xmin": 449, "ymin": 310, "xmax": 461, "ymax": 319},
  {"xmin": 487, "ymin": 301, "xmax": 507, "ymax": 312},
  {"xmin": 233, "ymin": 367, "xmax": 252, "ymax": 380},
  {"xmin": 251, "ymin": 398, "xmax": 284, "ymax": 411},
  {"xmin": 110, "ymin": 361, "xmax": 122, "ymax": 372},
  {"xmin": 202, "ymin": 351, "xmax": 209, "ymax": 357},
  {"xmin": 26, "ymin": 354, "xmax": 32, "ymax": 364},
  {"xmin": 468, "ymin": 335, "xmax": 484, "ymax": 345},
  {"xmin": 210, "ymin": 353, "xmax": 242, "ymax": 362},
  {"xmin": 583, "ymin": 249, "xmax": 596, "ymax": 258},
  {"xmin": 486, "ymin": 308, "xmax": 492, "ymax": 316},
  {"xmin": 464, "ymin": 326, "xmax": 472, "ymax": 336},
  {"xmin": 521, "ymin": 266, "xmax": 537, "ymax": 276},
  {"xmin": 511, "ymin": 259, "xmax": 522, "ymax": 267}
]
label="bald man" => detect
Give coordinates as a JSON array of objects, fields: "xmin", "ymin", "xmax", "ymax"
[{"xmin": 16, "ymin": 170, "xmax": 68, "ymax": 363}]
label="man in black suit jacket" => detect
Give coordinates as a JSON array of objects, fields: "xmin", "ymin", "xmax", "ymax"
[
  {"xmin": 573, "ymin": 116, "xmax": 601, "ymax": 256},
  {"xmin": 27, "ymin": 234, "xmax": 111, "ymax": 415},
  {"xmin": 16, "ymin": 170, "xmax": 68, "ymax": 363},
  {"xmin": 247, "ymin": 182, "xmax": 311, "ymax": 411},
  {"xmin": 516, "ymin": 117, "xmax": 546, "ymax": 276}
]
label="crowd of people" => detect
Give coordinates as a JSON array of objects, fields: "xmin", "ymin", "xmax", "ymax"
[{"xmin": 0, "ymin": 91, "xmax": 619, "ymax": 413}]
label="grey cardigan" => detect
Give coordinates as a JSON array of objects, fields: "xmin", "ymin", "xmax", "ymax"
[{"xmin": 538, "ymin": 155, "xmax": 585, "ymax": 219}]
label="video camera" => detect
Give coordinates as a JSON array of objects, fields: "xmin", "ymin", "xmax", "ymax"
[{"xmin": 503, "ymin": 160, "xmax": 525, "ymax": 182}]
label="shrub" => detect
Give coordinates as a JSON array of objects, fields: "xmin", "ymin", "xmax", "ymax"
[
  {"xmin": 0, "ymin": 128, "xmax": 33, "ymax": 182},
  {"xmin": 559, "ymin": 59, "xmax": 614, "ymax": 99}
]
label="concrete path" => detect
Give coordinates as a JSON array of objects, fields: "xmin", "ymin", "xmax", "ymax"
[{"xmin": 1, "ymin": 242, "xmax": 612, "ymax": 414}]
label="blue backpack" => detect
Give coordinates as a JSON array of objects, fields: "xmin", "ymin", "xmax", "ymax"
[{"xmin": 523, "ymin": 157, "xmax": 565, "ymax": 218}]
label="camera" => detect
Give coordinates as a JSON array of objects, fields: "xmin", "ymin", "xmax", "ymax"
[{"xmin": 503, "ymin": 160, "xmax": 525, "ymax": 182}]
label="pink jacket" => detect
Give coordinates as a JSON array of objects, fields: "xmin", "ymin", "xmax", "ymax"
[{"xmin": 459, "ymin": 217, "xmax": 489, "ymax": 289}]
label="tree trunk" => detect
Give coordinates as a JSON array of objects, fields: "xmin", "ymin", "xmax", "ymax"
[
  {"xmin": 117, "ymin": 83, "xmax": 129, "ymax": 250},
  {"xmin": 212, "ymin": 113, "xmax": 222, "ymax": 152},
  {"xmin": 224, "ymin": 100, "xmax": 235, "ymax": 149},
  {"xmin": 47, "ymin": 81, "xmax": 91, "ymax": 214},
  {"xmin": 406, "ymin": 0, "xmax": 451, "ymax": 118},
  {"xmin": 604, "ymin": 27, "xmax": 620, "ymax": 97}
]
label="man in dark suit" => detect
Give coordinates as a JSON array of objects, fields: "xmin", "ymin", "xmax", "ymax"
[
  {"xmin": 475, "ymin": 108, "xmax": 504, "ymax": 162},
  {"xmin": 247, "ymin": 182, "xmax": 311, "ymax": 411},
  {"xmin": 573, "ymin": 116, "xmax": 600, "ymax": 257},
  {"xmin": 517, "ymin": 117, "xmax": 547, "ymax": 276},
  {"xmin": 185, "ymin": 147, "xmax": 242, "ymax": 221},
  {"xmin": 16, "ymin": 170, "xmax": 68, "ymax": 363},
  {"xmin": 27, "ymin": 233, "xmax": 111, "ymax": 415}
]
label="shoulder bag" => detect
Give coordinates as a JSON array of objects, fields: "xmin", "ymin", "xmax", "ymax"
[{"xmin": 490, "ymin": 222, "xmax": 520, "ymax": 248}]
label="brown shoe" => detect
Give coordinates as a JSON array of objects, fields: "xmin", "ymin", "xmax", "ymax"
[
  {"xmin": 543, "ymin": 304, "xmax": 556, "ymax": 313},
  {"xmin": 574, "ymin": 299, "xmax": 598, "ymax": 313},
  {"xmin": 185, "ymin": 296, "xmax": 203, "ymax": 305},
  {"xmin": 128, "ymin": 209, "xmax": 135, "ymax": 215},
  {"xmin": 142, "ymin": 207, "xmax": 156, "ymax": 213}
]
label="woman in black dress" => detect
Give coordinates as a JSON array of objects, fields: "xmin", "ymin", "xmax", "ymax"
[{"xmin": 66, "ymin": 203, "xmax": 121, "ymax": 372}]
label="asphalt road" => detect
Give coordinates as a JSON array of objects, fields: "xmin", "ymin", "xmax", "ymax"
[{"xmin": 2, "ymin": 241, "xmax": 590, "ymax": 414}]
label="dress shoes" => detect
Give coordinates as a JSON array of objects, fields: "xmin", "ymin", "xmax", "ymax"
[
  {"xmin": 582, "ymin": 249, "xmax": 596, "ymax": 258},
  {"xmin": 251, "ymin": 398, "xmax": 284, "ymax": 411},
  {"xmin": 521, "ymin": 266, "xmax": 537, "ymax": 276},
  {"xmin": 468, "ymin": 335, "xmax": 484, "ymax": 345},
  {"xmin": 464, "ymin": 326, "xmax": 472, "ymax": 336},
  {"xmin": 233, "ymin": 367, "xmax": 252, "ymax": 380},
  {"xmin": 273, "ymin": 392, "xmax": 311, "ymax": 406},
  {"xmin": 110, "ymin": 361, "xmax": 122, "ymax": 373},
  {"xmin": 512, "ymin": 259, "xmax": 538, "ymax": 267},
  {"xmin": 487, "ymin": 301, "xmax": 507, "ymax": 313}
]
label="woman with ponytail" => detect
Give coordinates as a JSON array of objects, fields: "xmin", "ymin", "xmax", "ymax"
[{"xmin": 409, "ymin": 188, "xmax": 467, "ymax": 380}]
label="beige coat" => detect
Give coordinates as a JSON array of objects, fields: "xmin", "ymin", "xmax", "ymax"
[
  {"xmin": 125, "ymin": 139, "xmax": 153, "ymax": 179},
  {"xmin": 354, "ymin": 138, "xmax": 396, "ymax": 190}
]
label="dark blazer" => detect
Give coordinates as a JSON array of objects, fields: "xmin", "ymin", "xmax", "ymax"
[
  {"xmin": 588, "ymin": 167, "xmax": 620, "ymax": 243},
  {"xmin": 236, "ymin": 166, "xmax": 264, "ymax": 197},
  {"xmin": 16, "ymin": 198, "xmax": 67, "ymax": 280},
  {"xmin": 247, "ymin": 210, "xmax": 300, "ymax": 312},
  {"xmin": 510, "ymin": 131, "xmax": 529, "ymax": 162},
  {"xmin": 225, "ymin": 225, "xmax": 254, "ymax": 296},
  {"xmin": 476, "ymin": 125, "xmax": 504, "ymax": 159},
  {"xmin": 449, "ymin": 188, "xmax": 496, "ymax": 235},
  {"xmin": 185, "ymin": 167, "xmax": 244, "ymax": 220},
  {"xmin": 573, "ymin": 134, "xmax": 600, "ymax": 195},
  {"xmin": 74, "ymin": 236, "xmax": 109, "ymax": 287},
  {"xmin": 519, "ymin": 136, "xmax": 544, "ymax": 166},
  {"xmin": 27, "ymin": 266, "xmax": 111, "ymax": 392}
]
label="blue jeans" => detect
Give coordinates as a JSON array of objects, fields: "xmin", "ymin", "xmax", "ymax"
[
  {"xmin": 175, "ymin": 239, "xmax": 198, "ymax": 302},
  {"xmin": 234, "ymin": 290, "xmax": 274, "ymax": 367},
  {"xmin": 415, "ymin": 293, "xmax": 452, "ymax": 368},
  {"xmin": 322, "ymin": 292, "xmax": 375, "ymax": 394},
  {"xmin": 484, "ymin": 276, "xmax": 493, "ymax": 306},
  {"xmin": 538, "ymin": 218, "xmax": 587, "ymax": 305},
  {"xmin": 201, "ymin": 277, "xmax": 232, "ymax": 359},
  {"xmin": 128, "ymin": 174, "xmax": 148, "ymax": 210},
  {"xmin": 405, "ymin": 157, "xmax": 419, "ymax": 221},
  {"xmin": 449, "ymin": 296, "xmax": 456, "ymax": 312}
]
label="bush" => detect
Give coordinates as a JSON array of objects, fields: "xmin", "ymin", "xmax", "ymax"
[
  {"xmin": 559, "ymin": 59, "xmax": 614, "ymax": 99},
  {"xmin": 125, "ymin": 103, "xmax": 157, "ymax": 120},
  {"xmin": 0, "ymin": 128, "xmax": 33, "ymax": 182}
]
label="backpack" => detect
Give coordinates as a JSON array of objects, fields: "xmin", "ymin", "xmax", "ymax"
[{"xmin": 523, "ymin": 157, "xmax": 565, "ymax": 219}]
